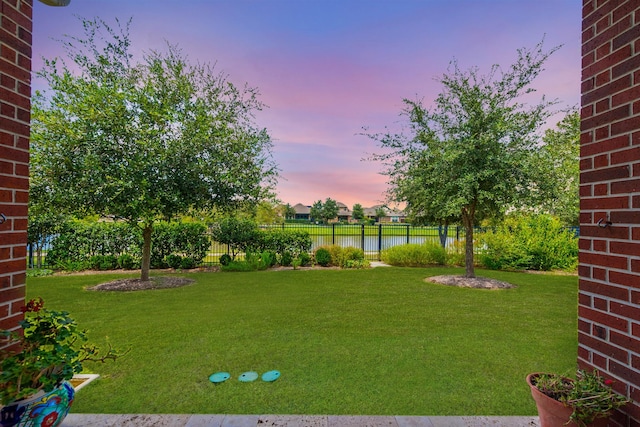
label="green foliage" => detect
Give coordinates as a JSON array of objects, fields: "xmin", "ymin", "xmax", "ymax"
[
  {"xmin": 479, "ymin": 214, "xmax": 578, "ymax": 271},
  {"xmin": 25, "ymin": 269, "xmax": 54, "ymax": 278},
  {"xmin": 30, "ymin": 17, "xmax": 277, "ymax": 281},
  {"xmin": 314, "ymin": 247, "xmax": 332, "ymax": 267},
  {"xmin": 0, "ymin": 298, "xmax": 122, "ymax": 405},
  {"xmin": 368, "ymin": 40, "xmax": 560, "ymax": 277},
  {"xmin": 297, "ymin": 252, "xmax": 311, "ymax": 267},
  {"xmin": 165, "ymin": 254, "xmax": 183, "ymax": 269},
  {"xmin": 47, "ymin": 220, "xmax": 208, "ymax": 271},
  {"xmin": 259, "ymin": 229, "xmax": 312, "ymax": 259},
  {"xmin": 117, "ymin": 254, "xmax": 138, "ymax": 270},
  {"xmin": 180, "ymin": 257, "xmax": 196, "ymax": 270},
  {"xmin": 352, "ymin": 204, "xmax": 364, "ymax": 221},
  {"xmin": 279, "ymin": 251, "xmax": 293, "ymax": 267},
  {"xmin": 534, "ymin": 110, "xmax": 580, "ymax": 226},
  {"xmin": 313, "ymin": 245, "xmax": 365, "ymax": 268},
  {"xmin": 211, "ymin": 217, "xmax": 261, "ymax": 259},
  {"xmin": 89, "ymin": 255, "xmax": 118, "ymax": 271},
  {"xmin": 531, "ymin": 370, "xmax": 629, "ymax": 426},
  {"xmin": 219, "ymin": 254, "xmax": 232, "ymax": 266},
  {"xmin": 381, "ymin": 242, "xmax": 447, "ymax": 267},
  {"xmin": 309, "ymin": 198, "xmax": 339, "ymax": 224}
]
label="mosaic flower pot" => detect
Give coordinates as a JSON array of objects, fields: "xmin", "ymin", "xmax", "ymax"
[
  {"xmin": 0, "ymin": 381, "xmax": 74, "ymax": 427},
  {"xmin": 527, "ymin": 373, "xmax": 608, "ymax": 427}
]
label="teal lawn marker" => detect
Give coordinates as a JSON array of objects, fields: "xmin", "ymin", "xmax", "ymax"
[
  {"xmin": 209, "ymin": 372, "xmax": 230, "ymax": 384},
  {"xmin": 238, "ymin": 371, "xmax": 259, "ymax": 382},
  {"xmin": 261, "ymin": 370, "xmax": 280, "ymax": 382}
]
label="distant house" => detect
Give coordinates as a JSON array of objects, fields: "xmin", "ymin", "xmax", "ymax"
[
  {"xmin": 336, "ymin": 202, "xmax": 352, "ymax": 222},
  {"xmin": 290, "ymin": 201, "xmax": 405, "ymax": 223},
  {"xmin": 363, "ymin": 205, "xmax": 406, "ymax": 223},
  {"xmin": 292, "ymin": 203, "xmax": 311, "ymax": 220}
]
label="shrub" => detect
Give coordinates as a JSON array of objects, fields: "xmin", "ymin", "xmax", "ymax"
[
  {"xmin": 344, "ymin": 259, "xmax": 370, "ymax": 269},
  {"xmin": 89, "ymin": 255, "xmax": 118, "ymax": 270},
  {"xmin": 259, "ymin": 229, "xmax": 313, "ymax": 260},
  {"xmin": 26, "ymin": 268, "xmax": 54, "ymax": 278},
  {"xmin": 340, "ymin": 246, "xmax": 365, "ymax": 268},
  {"xmin": 219, "ymin": 254, "xmax": 232, "ymax": 266},
  {"xmin": 117, "ymin": 253, "xmax": 138, "ymax": 270},
  {"xmin": 327, "ymin": 245, "xmax": 343, "ymax": 266},
  {"xmin": 279, "ymin": 251, "xmax": 293, "ymax": 267},
  {"xmin": 380, "ymin": 242, "xmax": 446, "ymax": 267},
  {"xmin": 165, "ymin": 254, "xmax": 183, "ymax": 269},
  {"xmin": 445, "ymin": 240, "xmax": 466, "ymax": 267},
  {"xmin": 210, "ymin": 218, "xmax": 261, "ymax": 259},
  {"xmin": 180, "ymin": 257, "xmax": 196, "ymax": 269},
  {"xmin": 221, "ymin": 260, "xmax": 256, "ymax": 272},
  {"xmin": 479, "ymin": 214, "xmax": 578, "ymax": 271},
  {"xmin": 298, "ymin": 252, "xmax": 311, "ymax": 267},
  {"xmin": 314, "ymin": 247, "xmax": 332, "ymax": 267}
]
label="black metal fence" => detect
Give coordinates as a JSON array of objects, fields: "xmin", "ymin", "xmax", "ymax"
[{"xmin": 28, "ymin": 223, "xmax": 580, "ymax": 268}]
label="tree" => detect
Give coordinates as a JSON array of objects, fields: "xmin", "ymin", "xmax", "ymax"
[
  {"xmin": 352, "ymin": 204, "xmax": 364, "ymax": 222},
  {"xmin": 536, "ymin": 110, "xmax": 580, "ymax": 225},
  {"xmin": 30, "ymin": 18, "xmax": 277, "ymax": 281},
  {"xmin": 255, "ymin": 201, "xmax": 282, "ymax": 225},
  {"xmin": 321, "ymin": 198, "xmax": 339, "ymax": 224},
  {"xmin": 375, "ymin": 207, "xmax": 387, "ymax": 222},
  {"xmin": 309, "ymin": 200, "xmax": 323, "ymax": 223},
  {"xmin": 282, "ymin": 203, "xmax": 297, "ymax": 221},
  {"xmin": 367, "ymin": 40, "xmax": 559, "ymax": 278}
]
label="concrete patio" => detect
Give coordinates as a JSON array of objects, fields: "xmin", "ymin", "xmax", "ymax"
[{"xmin": 61, "ymin": 414, "xmax": 539, "ymax": 426}]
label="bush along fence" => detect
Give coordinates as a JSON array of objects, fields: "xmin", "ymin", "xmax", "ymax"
[{"xmin": 27, "ymin": 218, "xmax": 579, "ymax": 272}]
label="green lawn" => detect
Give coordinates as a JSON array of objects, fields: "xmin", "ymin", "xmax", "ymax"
[{"xmin": 26, "ymin": 267, "xmax": 577, "ymax": 415}]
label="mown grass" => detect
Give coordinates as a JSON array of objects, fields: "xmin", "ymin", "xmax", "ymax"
[{"xmin": 26, "ymin": 267, "xmax": 577, "ymax": 415}]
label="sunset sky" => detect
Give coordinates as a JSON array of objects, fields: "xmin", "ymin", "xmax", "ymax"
[{"xmin": 32, "ymin": 0, "xmax": 581, "ymax": 209}]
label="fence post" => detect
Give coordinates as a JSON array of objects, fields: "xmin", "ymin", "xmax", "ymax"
[
  {"xmin": 28, "ymin": 244, "xmax": 33, "ymax": 269},
  {"xmin": 332, "ymin": 223, "xmax": 336, "ymax": 245},
  {"xmin": 406, "ymin": 224, "xmax": 410, "ymax": 244},
  {"xmin": 378, "ymin": 223, "xmax": 382, "ymax": 261},
  {"xmin": 361, "ymin": 224, "xmax": 365, "ymax": 254}
]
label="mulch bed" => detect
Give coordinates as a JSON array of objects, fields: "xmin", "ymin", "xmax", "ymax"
[
  {"xmin": 87, "ymin": 276, "xmax": 195, "ymax": 291},
  {"xmin": 426, "ymin": 275, "xmax": 515, "ymax": 289}
]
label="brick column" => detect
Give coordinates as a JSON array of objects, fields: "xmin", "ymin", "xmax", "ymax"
[
  {"xmin": 0, "ymin": 0, "xmax": 32, "ymax": 348},
  {"xmin": 579, "ymin": 0, "xmax": 640, "ymax": 425}
]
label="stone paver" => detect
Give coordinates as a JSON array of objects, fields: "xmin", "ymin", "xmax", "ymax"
[{"xmin": 62, "ymin": 415, "xmax": 539, "ymax": 427}]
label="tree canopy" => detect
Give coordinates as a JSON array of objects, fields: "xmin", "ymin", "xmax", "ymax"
[
  {"xmin": 30, "ymin": 18, "xmax": 278, "ymax": 280},
  {"xmin": 367, "ymin": 40, "xmax": 559, "ymax": 278}
]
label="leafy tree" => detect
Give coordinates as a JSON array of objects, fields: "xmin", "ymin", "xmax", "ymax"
[
  {"xmin": 375, "ymin": 207, "xmax": 387, "ymax": 222},
  {"xmin": 30, "ymin": 18, "xmax": 277, "ymax": 280},
  {"xmin": 309, "ymin": 200, "xmax": 323, "ymax": 223},
  {"xmin": 536, "ymin": 110, "xmax": 580, "ymax": 225},
  {"xmin": 282, "ymin": 203, "xmax": 297, "ymax": 221},
  {"xmin": 321, "ymin": 198, "xmax": 339, "ymax": 224},
  {"xmin": 210, "ymin": 217, "xmax": 261, "ymax": 260},
  {"xmin": 352, "ymin": 204, "xmax": 364, "ymax": 222},
  {"xmin": 367, "ymin": 40, "xmax": 559, "ymax": 277},
  {"xmin": 255, "ymin": 201, "xmax": 282, "ymax": 224}
]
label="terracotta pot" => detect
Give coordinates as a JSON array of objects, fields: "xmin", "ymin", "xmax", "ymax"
[
  {"xmin": 0, "ymin": 381, "xmax": 75, "ymax": 427},
  {"xmin": 526, "ymin": 373, "xmax": 609, "ymax": 427}
]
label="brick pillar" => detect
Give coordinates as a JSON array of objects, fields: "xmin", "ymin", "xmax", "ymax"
[
  {"xmin": 579, "ymin": 0, "xmax": 640, "ymax": 425},
  {"xmin": 0, "ymin": 0, "xmax": 32, "ymax": 348}
]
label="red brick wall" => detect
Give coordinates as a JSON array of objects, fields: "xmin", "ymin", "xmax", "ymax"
[
  {"xmin": 0, "ymin": 0, "xmax": 32, "ymax": 349},
  {"xmin": 580, "ymin": 0, "xmax": 640, "ymax": 425}
]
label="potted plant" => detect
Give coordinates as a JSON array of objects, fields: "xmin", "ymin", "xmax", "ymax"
[
  {"xmin": 526, "ymin": 369, "xmax": 629, "ymax": 427},
  {"xmin": 1, "ymin": 298, "xmax": 124, "ymax": 427}
]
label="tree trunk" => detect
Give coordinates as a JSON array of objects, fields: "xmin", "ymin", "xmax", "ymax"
[
  {"xmin": 461, "ymin": 205, "xmax": 476, "ymax": 278},
  {"xmin": 141, "ymin": 224, "xmax": 152, "ymax": 281}
]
